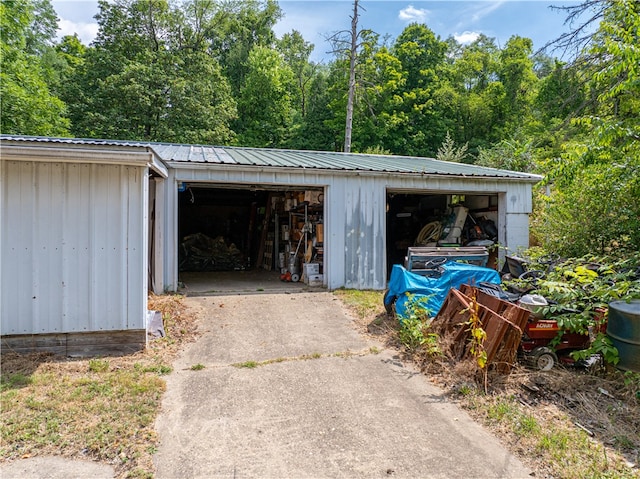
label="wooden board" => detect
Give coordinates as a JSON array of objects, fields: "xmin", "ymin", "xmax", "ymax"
[
  {"xmin": 1, "ymin": 330, "xmax": 146, "ymax": 357},
  {"xmin": 434, "ymin": 286, "xmax": 529, "ymax": 372},
  {"xmin": 256, "ymin": 193, "xmax": 274, "ymax": 269}
]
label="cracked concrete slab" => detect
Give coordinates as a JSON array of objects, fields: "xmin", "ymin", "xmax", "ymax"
[{"xmin": 0, "ymin": 456, "xmax": 114, "ymax": 479}]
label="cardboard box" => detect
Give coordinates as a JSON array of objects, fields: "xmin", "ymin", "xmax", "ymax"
[
  {"xmin": 303, "ymin": 263, "xmax": 320, "ymax": 276},
  {"xmin": 315, "ymin": 223, "xmax": 323, "ymax": 243},
  {"xmin": 304, "ymin": 190, "xmax": 323, "ymax": 205},
  {"xmin": 306, "ymin": 274, "xmax": 323, "ymax": 287}
]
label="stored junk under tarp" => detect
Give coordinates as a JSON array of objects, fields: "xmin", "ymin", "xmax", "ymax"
[{"xmin": 384, "ymin": 263, "xmax": 501, "ymax": 319}]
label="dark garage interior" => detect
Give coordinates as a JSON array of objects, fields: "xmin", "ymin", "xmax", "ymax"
[
  {"xmin": 178, "ymin": 184, "xmax": 325, "ymax": 284},
  {"xmin": 177, "ymin": 186, "xmax": 501, "ymax": 284},
  {"xmin": 179, "ymin": 187, "xmax": 264, "ymax": 271},
  {"xmin": 386, "ymin": 191, "xmax": 500, "ymax": 275}
]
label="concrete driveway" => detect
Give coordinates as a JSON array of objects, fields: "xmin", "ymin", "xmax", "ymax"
[{"xmin": 154, "ymin": 292, "xmax": 531, "ymax": 479}]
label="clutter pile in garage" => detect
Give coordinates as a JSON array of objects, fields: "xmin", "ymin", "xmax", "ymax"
[{"xmin": 179, "ymin": 233, "xmax": 245, "ymax": 272}]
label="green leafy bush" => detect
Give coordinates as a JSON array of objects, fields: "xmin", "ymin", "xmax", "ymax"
[
  {"xmin": 397, "ymin": 294, "xmax": 439, "ymax": 355},
  {"xmin": 505, "ymin": 251, "xmax": 640, "ymax": 364}
]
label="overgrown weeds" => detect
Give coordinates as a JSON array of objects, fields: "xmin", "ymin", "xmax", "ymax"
[
  {"xmin": 396, "ymin": 294, "xmax": 439, "ymax": 356},
  {"xmin": 335, "ymin": 288, "xmax": 640, "ymax": 479},
  {"xmin": 504, "ymin": 251, "xmax": 640, "ymax": 365}
]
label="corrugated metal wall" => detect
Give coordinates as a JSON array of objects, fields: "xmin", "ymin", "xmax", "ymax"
[
  {"xmin": 1, "ymin": 160, "xmax": 147, "ymax": 334},
  {"xmin": 165, "ymin": 165, "xmax": 535, "ymax": 291},
  {"xmin": 328, "ymin": 176, "xmax": 387, "ymax": 290}
]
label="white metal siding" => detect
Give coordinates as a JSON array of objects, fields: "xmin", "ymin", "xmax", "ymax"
[
  {"xmin": 163, "ymin": 170, "xmax": 179, "ymax": 291},
  {"xmin": 505, "ymin": 213, "xmax": 532, "ymax": 256},
  {"xmin": 1, "ymin": 160, "xmax": 146, "ymax": 334},
  {"xmin": 340, "ymin": 177, "xmax": 387, "ymax": 289},
  {"xmin": 150, "ymin": 177, "xmax": 165, "ymax": 295},
  {"xmin": 164, "ymin": 166, "xmax": 535, "ymax": 291}
]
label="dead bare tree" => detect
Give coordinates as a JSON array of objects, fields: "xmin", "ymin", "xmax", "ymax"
[
  {"xmin": 327, "ymin": 0, "xmax": 373, "ymax": 153},
  {"xmin": 543, "ymin": 0, "xmax": 608, "ymax": 58}
]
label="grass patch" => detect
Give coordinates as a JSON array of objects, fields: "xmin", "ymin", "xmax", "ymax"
[
  {"xmin": 0, "ymin": 372, "xmax": 33, "ymax": 391},
  {"xmin": 233, "ymin": 361, "xmax": 259, "ymax": 369},
  {"xmin": 452, "ymin": 386, "xmax": 637, "ymax": 479},
  {"xmin": 0, "ymin": 360, "xmax": 165, "ymax": 474},
  {"xmin": 231, "ymin": 349, "xmax": 378, "ymax": 369},
  {"xmin": 88, "ymin": 358, "xmax": 110, "ymax": 373},
  {"xmin": 0, "ymin": 293, "xmax": 199, "ymax": 478},
  {"xmin": 134, "ymin": 363, "xmax": 173, "ymax": 375},
  {"xmin": 333, "ymin": 289, "xmax": 384, "ymax": 319}
]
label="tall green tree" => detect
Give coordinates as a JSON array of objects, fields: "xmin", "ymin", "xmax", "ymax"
[
  {"xmin": 68, "ymin": 0, "xmax": 236, "ymax": 143},
  {"xmin": 445, "ymin": 34, "xmax": 503, "ymax": 152},
  {"xmin": 534, "ymin": 60, "xmax": 586, "ymax": 121},
  {"xmin": 277, "ymin": 30, "xmax": 315, "ymax": 118},
  {"xmin": 236, "ymin": 45, "xmax": 293, "ymax": 147},
  {"xmin": 533, "ymin": 0, "xmax": 640, "ymax": 255},
  {"xmin": 0, "ymin": 0, "xmax": 69, "ymax": 135},
  {"xmin": 351, "ymin": 43, "xmax": 407, "ymax": 153},
  {"xmin": 209, "ymin": 0, "xmax": 282, "ymax": 95},
  {"xmin": 390, "ymin": 23, "xmax": 449, "ymax": 156},
  {"xmin": 394, "ymin": 23, "xmax": 446, "ymax": 90},
  {"xmin": 289, "ymin": 68, "xmax": 340, "ymax": 151},
  {"xmin": 52, "ymin": 34, "xmax": 87, "ymax": 127}
]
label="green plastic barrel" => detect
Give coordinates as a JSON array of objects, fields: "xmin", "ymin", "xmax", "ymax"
[{"xmin": 607, "ymin": 300, "xmax": 640, "ymax": 373}]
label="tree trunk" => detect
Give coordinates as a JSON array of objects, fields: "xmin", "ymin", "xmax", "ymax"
[{"xmin": 344, "ymin": 0, "xmax": 359, "ymax": 153}]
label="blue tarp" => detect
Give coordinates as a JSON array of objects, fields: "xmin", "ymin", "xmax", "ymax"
[{"xmin": 385, "ymin": 262, "xmax": 501, "ymax": 319}]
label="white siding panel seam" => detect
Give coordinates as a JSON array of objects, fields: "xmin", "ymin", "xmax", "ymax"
[{"xmin": 2, "ymin": 161, "xmax": 147, "ymax": 336}]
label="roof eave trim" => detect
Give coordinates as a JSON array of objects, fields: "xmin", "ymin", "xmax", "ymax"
[
  {"xmin": 165, "ymin": 161, "xmax": 543, "ymax": 183},
  {"xmin": 148, "ymin": 149, "xmax": 168, "ymax": 178},
  {"xmin": 1, "ymin": 144, "xmax": 166, "ymax": 176}
]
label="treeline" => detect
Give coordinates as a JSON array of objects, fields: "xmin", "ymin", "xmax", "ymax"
[
  {"xmin": 0, "ymin": 0, "xmax": 576, "ymax": 156},
  {"xmin": 1, "ymin": 0, "xmax": 638, "ymax": 256}
]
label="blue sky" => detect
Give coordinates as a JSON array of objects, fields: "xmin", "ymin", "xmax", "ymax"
[{"xmin": 52, "ymin": 0, "xmax": 583, "ymax": 62}]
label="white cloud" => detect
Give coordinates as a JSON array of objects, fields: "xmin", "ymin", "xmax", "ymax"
[
  {"xmin": 57, "ymin": 18, "xmax": 99, "ymax": 45},
  {"xmin": 398, "ymin": 5, "xmax": 429, "ymax": 22},
  {"xmin": 454, "ymin": 31, "xmax": 481, "ymax": 45}
]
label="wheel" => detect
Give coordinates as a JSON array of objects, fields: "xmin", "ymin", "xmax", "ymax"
[
  {"xmin": 531, "ymin": 348, "xmax": 557, "ymax": 371},
  {"xmin": 291, "ymin": 273, "xmax": 300, "ymax": 282},
  {"xmin": 519, "ymin": 270, "xmax": 545, "ymax": 281}
]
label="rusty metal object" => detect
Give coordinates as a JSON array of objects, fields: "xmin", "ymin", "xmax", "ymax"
[{"xmin": 433, "ymin": 285, "xmax": 529, "ymax": 373}]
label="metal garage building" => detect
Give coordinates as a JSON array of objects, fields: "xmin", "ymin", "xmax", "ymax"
[
  {"xmin": 1, "ymin": 137, "xmax": 167, "ymax": 354},
  {"xmin": 1, "ymin": 136, "xmax": 541, "ymax": 353},
  {"xmin": 156, "ymin": 144, "xmax": 541, "ymax": 291}
]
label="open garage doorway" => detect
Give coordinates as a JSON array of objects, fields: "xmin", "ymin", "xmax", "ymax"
[
  {"xmin": 177, "ymin": 183, "xmax": 325, "ymax": 293},
  {"xmin": 386, "ymin": 191, "xmax": 501, "ymax": 277}
]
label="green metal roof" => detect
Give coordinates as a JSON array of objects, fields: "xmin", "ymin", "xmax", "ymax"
[{"xmin": 1, "ymin": 135, "xmax": 542, "ymax": 181}]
